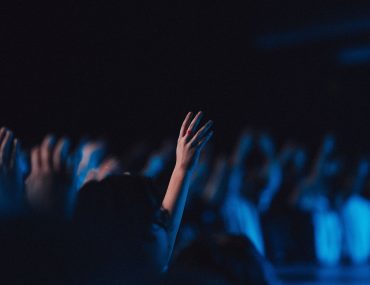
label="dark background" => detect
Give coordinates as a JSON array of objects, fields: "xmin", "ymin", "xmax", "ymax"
[{"xmin": 2, "ymin": 1, "xmax": 370, "ymax": 156}]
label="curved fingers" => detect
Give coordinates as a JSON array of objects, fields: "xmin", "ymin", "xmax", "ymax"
[
  {"xmin": 98, "ymin": 157, "xmax": 121, "ymax": 180},
  {"xmin": 197, "ymin": 131, "xmax": 213, "ymax": 151},
  {"xmin": 190, "ymin": 120, "xmax": 213, "ymax": 147},
  {"xmin": 53, "ymin": 138, "xmax": 71, "ymax": 171},
  {"xmin": 30, "ymin": 146, "xmax": 41, "ymax": 173},
  {"xmin": 0, "ymin": 127, "xmax": 7, "ymax": 144},
  {"xmin": 40, "ymin": 135, "xmax": 56, "ymax": 171},
  {"xmin": 9, "ymin": 138, "xmax": 20, "ymax": 169},
  {"xmin": 0, "ymin": 130, "xmax": 14, "ymax": 167},
  {"xmin": 186, "ymin": 111, "xmax": 203, "ymax": 136},
  {"xmin": 179, "ymin": 112, "xmax": 193, "ymax": 137}
]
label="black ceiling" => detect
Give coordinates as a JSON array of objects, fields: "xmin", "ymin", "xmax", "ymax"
[{"xmin": 1, "ymin": 1, "xmax": 370, "ymax": 154}]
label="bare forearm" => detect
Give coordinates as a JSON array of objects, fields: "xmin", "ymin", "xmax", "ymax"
[{"xmin": 162, "ymin": 167, "xmax": 192, "ymax": 252}]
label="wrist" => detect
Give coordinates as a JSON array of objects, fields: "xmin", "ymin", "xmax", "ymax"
[{"xmin": 173, "ymin": 164, "xmax": 193, "ymax": 177}]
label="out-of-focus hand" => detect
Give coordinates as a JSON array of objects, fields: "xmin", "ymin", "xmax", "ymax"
[
  {"xmin": 278, "ymin": 143, "xmax": 296, "ymax": 165},
  {"xmin": 348, "ymin": 158, "xmax": 370, "ymax": 197},
  {"xmin": 71, "ymin": 140, "xmax": 106, "ymax": 190},
  {"xmin": 84, "ymin": 157, "xmax": 122, "ymax": 183},
  {"xmin": 189, "ymin": 143, "xmax": 213, "ymax": 197},
  {"xmin": 311, "ymin": 134, "xmax": 336, "ymax": 178},
  {"xmin": 175, "ymin": 111, "xmax": 213, "ymax": 174},
  {"xmin": 203, "ymin": 155, "xmax": 229, "ymax": 203},
  {"xmin": 142, "ymin": 140, "xmax": 175, "ymax": 178},
  {"xmin": 0, "ymin": 127, "xmax": 27, "ymax": 217},
  {"xmin": 258, "ymin": 159, "xmax": 282, "ymax": 212},
  {"xmin": 232, "ymin": 130, "xmax": 253, "ymax": 167},
  {"xmin": 25, "ymin": 135, "xmax": 72, "ymax": 217},
  {"xmin": 258, "ymin": 132, "xmax": 275, "ymax": 159}
]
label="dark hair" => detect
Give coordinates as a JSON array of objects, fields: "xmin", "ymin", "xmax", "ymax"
[
  {"xmin": 74, "ymin": 174, "xmax": 168, "ymax": 237},
  {"xmin": 72, "ymin": 174, "xmax": 169, "ymax": 283}
]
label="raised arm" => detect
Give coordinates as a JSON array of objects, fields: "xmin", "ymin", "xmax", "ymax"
[
  {"xmin": 0, "ymin": 127, "xmax": 27, "ymax": 217},
  {"xmin": 227, "ymin": 130, "xmax": 253, "ymax": 198},
  {"xmin": 25, "ymin": 135, "xmax": 73, "ymax": 217},
  {"xmin": 162, "ymin": 111, "xmax": 213, "ymax": 259},
  {"xmin": 202, "ymin": 155, "xmax": 229, "ymax": 204},
  {"xmin": 142, "ymin": 140, "xmax": 175, "ymax": 179}
]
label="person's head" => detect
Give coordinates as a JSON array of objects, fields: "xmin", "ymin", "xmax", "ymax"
[
  {"xmin": 170, "ymin": 234, "xmax": 279, "ymax": 285},
  {"xmin": 73, "ymin": 174, "xmax": 169, "ymax": 280}
]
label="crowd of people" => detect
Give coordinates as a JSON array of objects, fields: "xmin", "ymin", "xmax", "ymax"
[{"xmin": 0, "ymin": 111, "xmax": 369, "ymax": 284}]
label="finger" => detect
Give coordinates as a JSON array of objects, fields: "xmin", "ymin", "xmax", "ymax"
[
  {"xmin": 100, "ymin": 157, "xmax": 120, "ymax": 170},
  {"xmin": 0, "ymin": 128, "xmax": 6, "ymax": 166},
  {"xmin": 53, "ymin": 137, "xmax": 71, "ymax": 171},
  {"xmin": 0, "ymin": 127, "xmax": 7, "ymax": 145},
  {"xmin": 0, "ymin": 130, "xmax": 14, "ymax": 166},
  {"xmin": 31, "ymin": 146, "xmax": 41, "ymax": 172},
  {"xmin": 98, "ymin": 158, "xmax": 121, "ymax": 180},
  {"xmin": 179, "ymin": 112, "xmax": 193, "ymax": 137},
  {"xmin": 197, "ymin": 131, "xmax": 213, "ymax": 151},
  {"xmin": 81, "ymin": 142, "xmax": 104, "ymax": 160},
  {"xmin": 83, "ymin": 142, "xmax": 105, "ymax": 167},
  {"xmin": 77, "ymin": 141, "xmax": 105, "ymax": 177},
  {"xmin": 40, "ymin": 135, "xmax": 56, "ymax": 171},
  {"xmin": 69, "ymin": 140, "xmax": 86, "ymax": 172},
  {"xmin": 10, "ymin": 138, "xmax": 20, "ymax": 169},
  {"xmin": 84, "ymin": 169, "xmax": 99, "ymax": 184},
  {"xmin": 190, "ymin": 120, "xmax": 213, "ymax": 147},
  {"xmin": 186, "ymin": 111, "xmax": 203, "ymax": 137}
]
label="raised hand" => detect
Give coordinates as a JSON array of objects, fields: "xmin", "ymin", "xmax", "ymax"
[
  {"xmin": 278, "ymin": 143, "xmax": 296, "ymax": 166},
  {"xmin": 258, "ymin": 132, "xmax": 275, "ymax": 159},
  {"xmin": 161, "ymin": 111, "xmax": 214, "ymax": 265},
  {"xmin": 25, "ymin": 135, "xmax": 72, "ymax": 217},
  {"xmin": 175, "ymin": 111, "xmax": 213, "ymax": 173},
  {"xmin": 84, "ymin": 156, "xmax": 122, "ymax": 183},
  {"xmin": 258, "ymin": 159, "xmax": 282, "ymax": 212},
  {"xmin": 232, "ymin": 130, "xmax": 253, "ymax": 167},
  {"xmin": 142, "ymin": 140, "xmax": 175, "ymax": 178},
  {"xmin": 202, "ymin": 155, "xmax": 229, "ymax": 204},
  {"xmin": 349, "ymin": 158, "xmax": 370, "ymax": 197},
  {"xmin": 71, "ymin": 140, "xmax": 106, "ymax": 190},
  {"xmin": 189, "ymin": 143, "xmax": 213, "ymax": 198},
  {"xmin": 0, "ymin": 127, "xmax": 27, "ymax": 217}
]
